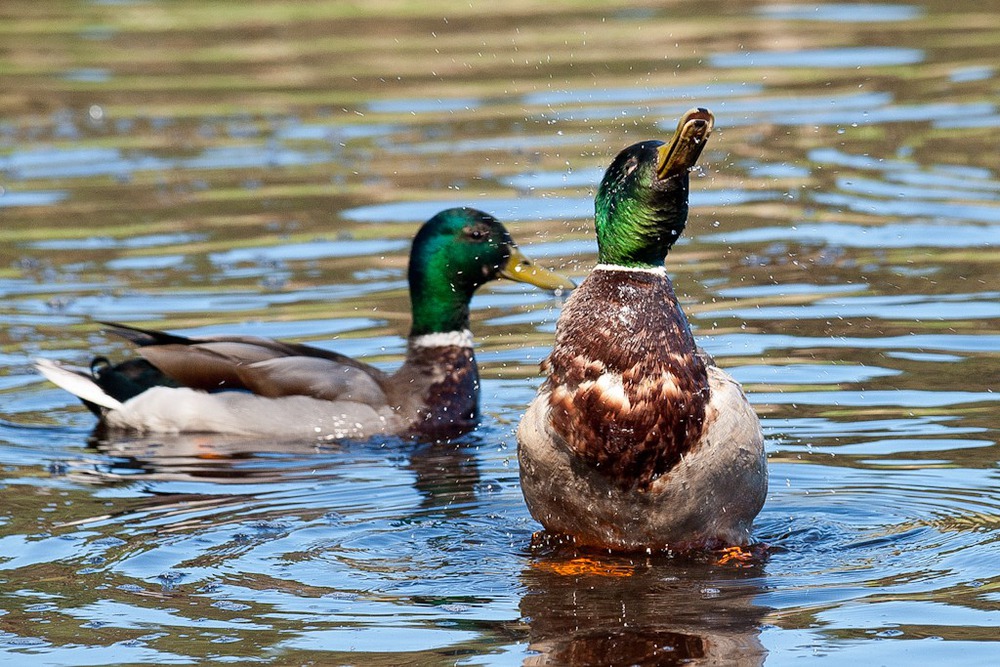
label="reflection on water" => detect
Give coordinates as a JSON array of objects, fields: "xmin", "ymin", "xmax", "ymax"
[
  {"xmin": 710, "ymin": 46, "xmax": 924, "ymax": 69},
  {"xmin": 1, "ymin": 0, "xmax": 999, "ymax": 664},
  {"xmin": 521, "ymin": 553, "xmax": 769, "ymax": 666}
]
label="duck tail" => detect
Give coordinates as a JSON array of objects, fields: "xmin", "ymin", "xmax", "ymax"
[
  {"xmin": 34, "ymin": 358, "xmax": 124, "ymax": 414},
  {"xmin": 96, "ymin": 321, "xmax": 192, "ymax": 347}
]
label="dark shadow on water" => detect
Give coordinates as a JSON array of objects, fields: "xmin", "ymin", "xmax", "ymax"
[
  {"xmin": 71, "ymin": 425, "xmax": 483, "ymax": 511},
  {"xmin": 519, "ymin": 544, "xmax": 771, "ymax": 666}
]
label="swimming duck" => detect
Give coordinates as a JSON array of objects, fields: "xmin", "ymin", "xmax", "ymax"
[
  {"xmin": 37, "ymin": 207, "xmax": 574, "ymax": 441},
  {"xmin": 517, "ymin": 109, "xmax": 767, "ymax": 552}
]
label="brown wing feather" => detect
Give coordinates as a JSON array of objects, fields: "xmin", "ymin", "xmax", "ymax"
[
  {"xmin": 195, "ymin": 337, "xmax": 384, "ymax": 377},
  {"xmin": 108, "ymin": 320, "xmax": 391, "ymax": 401},
  {"xmin": 138, "ymin": 343, "xmax": 275, "ymax": 391},
  {"xmin": 103, "ymin": 321, "xmax": 385, "ymax": 378},
  {"xmin": 234, "ymin": 357, "xmax": 388, "ymax": 406}
]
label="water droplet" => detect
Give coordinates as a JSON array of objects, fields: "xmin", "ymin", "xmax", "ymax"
[
  {"xmin": 117, "ymin": 584, "xmax": 145, "ymax": 593},
  {"xmin": 876, "ymin": 628, "xmax": 904, "ymax": 638}
]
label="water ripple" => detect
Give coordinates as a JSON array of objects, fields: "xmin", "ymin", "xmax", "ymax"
[
  {"xmin": 711, "ymin": 47, "xmax": 924, "ymax": 69},
  {"xmin": 706, "ymin": 222, "xmax": 1000, "ymax": 248},
  {"xmin": 757, "ymin": 4, "xmax": 923, "ymax": 22}
]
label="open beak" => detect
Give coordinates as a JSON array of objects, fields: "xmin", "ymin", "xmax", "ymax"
[
  {"xmin": 656, "ymin": 107, "xmax": 714, "ymax": 180},
  {"xmin": 499, "ymin": 248, "xmax": 575, "ymax": 292}
]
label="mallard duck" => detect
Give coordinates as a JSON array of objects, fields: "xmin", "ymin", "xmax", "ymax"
[
  {"xmin": 517, "ymin": 109, "xmax": 767, "ymax": 552},
  {"xmin": 37, "ymin": 207, "xmax": 574, "ymax": 441}
]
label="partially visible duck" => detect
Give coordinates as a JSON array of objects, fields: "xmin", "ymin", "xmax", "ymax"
[
  {"xmin": 517, "ymin": 109, "xmax": 767, "ymax": 551},
  {"xmin": 37, "ymin": 207, "xmax": 574, "ymax": 441}
]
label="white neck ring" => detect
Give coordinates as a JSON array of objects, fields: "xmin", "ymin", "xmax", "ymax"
[
  {"xmin": 593, "ymin": 263, "xmax": 666, "ymax": 275},
  {"xmin": 411, "ymin": 329, "xmax": 474, "ymax": 349}
]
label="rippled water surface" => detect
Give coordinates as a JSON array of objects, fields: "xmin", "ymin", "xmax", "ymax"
[{"xmin": 1, "ymin": 1, "xmax": 998, "ymax": 664}]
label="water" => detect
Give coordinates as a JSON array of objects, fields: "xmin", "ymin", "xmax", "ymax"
[{"xmin": 1, "ymin": 0, "xmax": 998, "ymax": 664}]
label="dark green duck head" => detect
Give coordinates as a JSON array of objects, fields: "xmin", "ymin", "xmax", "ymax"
[
  {"xmin": 595, "ymin": 108, "xmax": 714, "ymax": 268},
  {"xmin": 408, "ymin": 207, "xmax": 574, "ymax": 336}
]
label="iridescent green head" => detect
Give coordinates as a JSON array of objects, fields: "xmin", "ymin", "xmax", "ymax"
[
  {"xmin": 595, "ymin": 108, "xmax": 714, "ymax": 268},
  {"xmin": 408, "ymin": 207, "xmax": 574, "ymax": 336}
]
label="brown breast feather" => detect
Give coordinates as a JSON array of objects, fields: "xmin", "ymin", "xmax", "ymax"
[
  {"xmin": 545, "ymin": 269, "xmax": 709, "ymax": 490},
  {"xmin": 391, "ymin": 344, "xmax": 481, "ymax": 440}
]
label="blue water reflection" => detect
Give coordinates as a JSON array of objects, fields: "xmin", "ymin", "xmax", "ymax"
[
  {"xmin": 0, "ymin": 189, "xmax": 68, "ymax": 207},
  {"xmin": 707, "ymin": 223, "xmax": 999, "ymax": 248},
  {"xmin": 342, "ymin": 190, "xmax": 781, "ymax": 223},
  {"xmin": 757, "ymin": 4, "xmax": 923, "ymax": 22},
  {"xmin": 711, "ymin": 47, "xmax": 924, "ymax": 69}
]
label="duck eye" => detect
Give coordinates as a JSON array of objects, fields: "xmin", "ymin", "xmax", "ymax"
[
  {"xmin": 624, "ymin": 157, "xmax": 639, "ymax": 176},
  {"xmin": 466, "ymin": 226, "xmax": 487, "ymax": 241}
]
